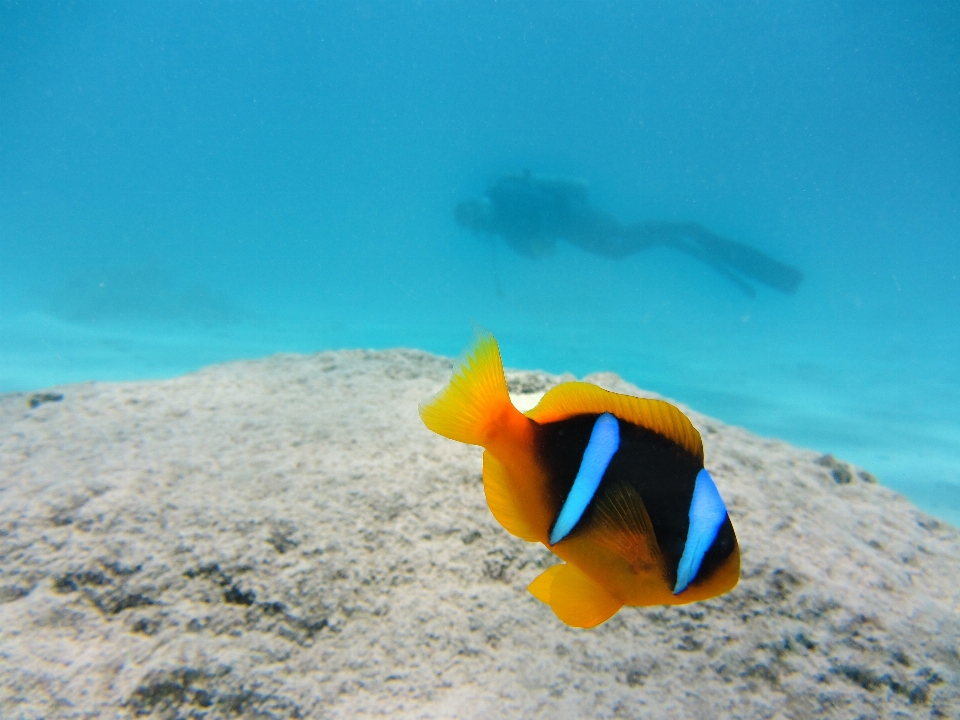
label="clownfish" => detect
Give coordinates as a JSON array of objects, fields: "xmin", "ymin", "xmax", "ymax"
[{"xmin": 419, "ymin": 331, "xmax": 740, "ymax": 628}]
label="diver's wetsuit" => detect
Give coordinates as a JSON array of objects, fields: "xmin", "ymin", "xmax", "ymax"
[{"xmin": 455, "ymin": 172, "xmax": 803, "ymax": 296}]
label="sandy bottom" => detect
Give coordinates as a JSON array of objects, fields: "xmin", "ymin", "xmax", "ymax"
[{"xmin": 1, "ymin": 348, "xmax": 958, "ymax": 719}]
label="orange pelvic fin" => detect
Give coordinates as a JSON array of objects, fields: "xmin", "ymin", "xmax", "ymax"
[{"xmin": 528, "ymin": 562, "xmax": 623, "ymax": 628}]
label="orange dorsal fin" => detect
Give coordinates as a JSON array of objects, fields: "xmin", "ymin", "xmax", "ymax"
[
  {"xmin": 527, "ymin": 563, "xmax": 623, "ymax": 628},
  {"xmin": 419, "ymin": 329, "xmax": 514, "ymax": 447},
  {"xmin": 526, "ymin": 382, "xmax": 703, "ymax": 462}
]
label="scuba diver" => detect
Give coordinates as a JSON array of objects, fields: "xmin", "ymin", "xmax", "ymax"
[{"xmin": 455, "ymin": 171, "xmax": 803, "ymax": 296}]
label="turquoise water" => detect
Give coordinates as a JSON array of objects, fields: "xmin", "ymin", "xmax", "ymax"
[{"xmin": 2, "ymin": 2, "xmax": 958, "ymax": 527}]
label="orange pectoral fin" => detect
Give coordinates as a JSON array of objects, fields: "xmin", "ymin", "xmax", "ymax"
[{"xmin": 528, "ymin": 563, "xmax": 623, "ymax": 628}]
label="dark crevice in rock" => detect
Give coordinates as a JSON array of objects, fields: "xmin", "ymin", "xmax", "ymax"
[
  {"xmin": 27, "ymin": 392, "xmax": 64, "ymax": 409},
  {"xmin": 127, "ymin": 665, "xmax": 304, "ymax": 718},
  {"xmin": 53, "ymin": 564, "xmax": 155, "ymax": 615},
  {"xmin": 0, "ymin": 584, "xmax": 33, "ymax": 603},
  {"xmin": 833, "ymin": 663, "xmax": 941, "ymax": 704},
  {"xmin": 224, "ymin": 584, "xmax": 256, "ymax": 606},
  {"xmin": 183, "ymin": 563, "xmax": 329, "ymax": 645}
]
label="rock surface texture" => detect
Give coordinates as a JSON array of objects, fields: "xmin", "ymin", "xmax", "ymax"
[{"xmin": 1, "ymin": 349, "xmax": 958, "ymax": 719}]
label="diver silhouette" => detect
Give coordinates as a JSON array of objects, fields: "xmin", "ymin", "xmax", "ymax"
[{"xmin": 455, "ymin": 171, "xmax": 803, "ymax": 296}]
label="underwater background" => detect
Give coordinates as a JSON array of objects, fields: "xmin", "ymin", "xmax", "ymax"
[{"xmin": 2, "ymin": 1, "xmax": 958, "ymax": 527}]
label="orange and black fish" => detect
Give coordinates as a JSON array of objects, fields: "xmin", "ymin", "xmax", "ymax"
[{"xmin": 419, "ymin": 330, "xmax": 740, "ymax": 628}]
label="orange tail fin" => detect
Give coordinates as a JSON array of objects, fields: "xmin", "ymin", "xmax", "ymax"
[{"xmin": 419, "ymin": 329, "xmax": 515, "ymax": 447}]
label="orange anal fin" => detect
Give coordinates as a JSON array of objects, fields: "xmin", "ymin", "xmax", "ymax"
[{"xmin": 528, "ymin": 563, "xmax": 623, "ymax": 628}]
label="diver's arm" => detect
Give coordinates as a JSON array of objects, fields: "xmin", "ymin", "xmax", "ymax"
[{"xmin": 612, "ymin": 221, "xmax": 801, "ymax": 295}]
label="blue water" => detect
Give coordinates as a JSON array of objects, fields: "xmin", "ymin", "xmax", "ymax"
[{"xmin": 2, "ymin": 2, "xmax": 959, "ymax": 527}]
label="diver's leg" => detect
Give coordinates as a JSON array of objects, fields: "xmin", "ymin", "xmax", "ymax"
[
  {"xmin": 616, "ymin": 223, "xmax": 756, "ymax": 296},
  {"xmin": 667, "ymin": 239, "xmax": 757, "ymax": 297},
  {"xmin": 680, "ymin": 223, "xmax": 803, "ymax": 294},
  {"xmin": 566, "ymin": 219, "xmax": 772, "ymax": 298}
]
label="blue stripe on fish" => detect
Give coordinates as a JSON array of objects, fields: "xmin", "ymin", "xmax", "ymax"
[
  {"xmin": 549, "ymin": 412, "xmax": 620, "ymax": 545},
  {"xmin": 673, "ymin": 468, "xmax": 728, "ymax": 594}
]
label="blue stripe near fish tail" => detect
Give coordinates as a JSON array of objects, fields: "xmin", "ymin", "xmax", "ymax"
[
  {"xmin": 549, "ymin": 412, "xmax": 620, "ymax": 545},
  {"xmin": 673, "ymin": 468, "xmax": 728, "ymax": 594}
]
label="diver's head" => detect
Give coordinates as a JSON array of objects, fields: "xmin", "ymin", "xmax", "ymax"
[{"xmin": 455, "ymin": 197, "xmax": 495, "ymax": 232}]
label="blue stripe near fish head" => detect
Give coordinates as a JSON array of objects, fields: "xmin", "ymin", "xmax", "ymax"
[
  {"xmin": 673, "ymin": 468, "xmax": 728, "ymax": 595},
  {"xmin": 549, "ymin": 412, "xmax": 620, "ymax": 546}
]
